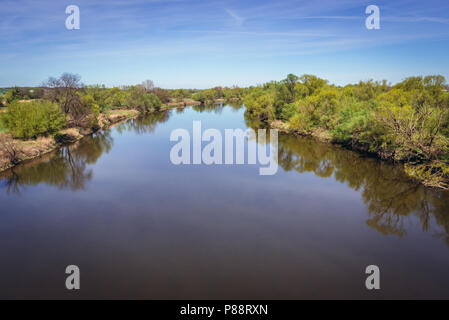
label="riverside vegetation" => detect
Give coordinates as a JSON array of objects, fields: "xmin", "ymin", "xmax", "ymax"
[
  {"xmin": 0, "ymin": 74, "xmax": 245, "ymax": 171},
  {"xmin": 244, "ymin": 74, "xmax": 449, "ymax": 189},
  {"xmin": 1, "ymin": 73, "xmax": 449, "ymax": 189}
]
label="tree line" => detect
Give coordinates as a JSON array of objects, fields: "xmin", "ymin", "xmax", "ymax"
[
  {"xmin": 0, "ymin": 75, "xmax": 248, "ymax": 136},
  {"xmin": 244, "ymin": 74, "xmax": 449, "ymax": 189},
  {"xmin": 2, "ymin": 72, "xmax": 449, "ymax": 188}
]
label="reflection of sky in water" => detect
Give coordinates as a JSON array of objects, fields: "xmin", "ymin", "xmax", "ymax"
[{"xmin": 1, "ymin": 104, "xmax": 449, "ymax": 299}]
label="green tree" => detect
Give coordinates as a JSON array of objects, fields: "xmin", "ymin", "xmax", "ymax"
[
  {"xmin": 244, "ymin": 87, "xmax": 276, "ymax": 122},
  {"xmin": 5, "ymin": 87, "xmax": 22, "ymax": 104},
  {"xmin": 125, "ymin": 86, "xmax": 162, "ymax": 112},
  {"xmin": 105, "ymin": 88, "xmax": 129, "ymax": 109},
  {"xmin": 85, "ymin": 85, "xmax": 110, "ymax": 110},
  {"xmin": 192, "ymin": 92, "xmax": 206, "ymax": 103},
  {"xmin": 3, "ymin": 101, "xmax": 66, "ymax": 139}
]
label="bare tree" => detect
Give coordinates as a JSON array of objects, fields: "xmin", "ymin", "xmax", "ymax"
[
  {"xmin": 44, "ymin": 73, "xmax": 84, "ymax": 114},
  {"xmin": 43, "ymin": 73, "xmax": 95, "ymax": 127},
  {"xmin": 0, "ymin": 134, "xmax": 22, "ymax": 164},
  {"xmin": 142, "ymin": 80, "xmax": 155, "ymax": 91}
]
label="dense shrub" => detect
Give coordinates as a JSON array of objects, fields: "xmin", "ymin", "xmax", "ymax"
[
  {"xmin": 85, "ymin": 85, "xmax": 110, "ymax": 110},
  {"xmin": 288, "ymin": 112, "xmax": 314, "ymax": 133},
  {"xmin": 279, "ymin": 102, "xmax": 298, "ymax": 121},
  {"xmin": 3, "ymin": 101, "xmax": 66, "ymax": 139},
  {"xmin": 0, "ymin": 112, "xmax": 7, "ymax": 132},
  {"xmin": 5, "ymin": 87, "xmax": 21, "ymax": 103},
  {"xmin": 244, "ymin": 87, "xmax": 276, "ymax": 121},
  {"xmin": 79, "ymin": 93, "xmax": 101, "ymax": 128},
  {"xmin": 243, "ymin": 73, "xmax": 449, "ymax": 188},
  {"xmin": 192, "ymin": 92, "xmax": 206, "ymax": 103},
  {"xmin": 104, "ymin": 88, "xmax": 129, "ymax": 110},
  {"xmin": 223, "ymin": 87, "xmax": 245, "ymax": 100},
  {"xmin": 152, "ymin": 88, "xmax": 171, "ymax": 103},
  {"xmin": 125, "ymin": 86, "xmax": 162, "ymax": 112}
]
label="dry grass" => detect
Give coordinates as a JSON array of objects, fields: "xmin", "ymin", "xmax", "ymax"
[
  {"xmin": 0, "ymin": 108, "xmax": 140, "ymax": 172},
  {"xmin": 311, "ymin": 127, "xmax": 332, "ymax": 142},
  {"xmin": 58, "ymin": 128, "xmax": 82, "ymax": 140},
  {"xmin": 18, "ymin": 137, "xmax": 56, "ymax": 156},
  {"xmin": 270, "ymin": 120, "xmax": 290, "ymax": 132},
  {"xmin": 99, "ymin": 109, "xmax": 139, "ymax": 127},
  {"xmin": 0, "ymin": 133, "xmax": 21, "ymax": 166},
  {"xmin": 0, "ymin": 134, "xmax": 57, "ymax": 171}
]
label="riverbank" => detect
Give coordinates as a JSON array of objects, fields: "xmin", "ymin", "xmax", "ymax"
[
  {"xmin": 269, "ymin": 119, "xmax": 449, "ymax": 190},
  {"xmin": 0, "ymin": 109, "xmax": 140, "ymax": 173},
  {"xmin": 0, "ymin": 103, "xmax": 195, "ymax": 173}
]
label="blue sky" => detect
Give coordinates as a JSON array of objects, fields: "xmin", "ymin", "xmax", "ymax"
[{"xmin": 1, "ymin": 0, "xmax": 449, "ymax": 88}]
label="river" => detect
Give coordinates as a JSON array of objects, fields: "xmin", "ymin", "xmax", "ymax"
[{"xmin": 1, "ymin": 103, "xmax": 449, "ymax": 299}]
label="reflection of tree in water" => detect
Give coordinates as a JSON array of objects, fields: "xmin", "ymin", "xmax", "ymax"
[
  {"xmin": 430, "ymin": 194, "xmax": 449, "ymax": 246},
  {"xmin": 227, "ymin": 101, "xmax": 244, "ymax": 111},
  {"xmin": 0, "ymin": 131, "xmax": 113, "ymax": 194},
  {"xmin": 0, "ymin": 110, "xmax": 173, "ymax": 193},
  {"xmin": 176, "ymin": 107, "xmax": 185, "ymax": 114},
  {"xmin": 115, "ymin": 110, "xmax": 171, "ymax": 135},
  {"xmin": 274, "ymin": 132, "xmax": 449, "ymax": 245},
  {"xmin": 244, "ymin": 112, "xmax": 269, "ymax": 131},
  {"xmin": 192, "ymin": 103, "xmax": 225, "ymax": 114}
]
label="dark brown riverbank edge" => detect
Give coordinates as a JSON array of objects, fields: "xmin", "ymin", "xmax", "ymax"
[{"xmin": 269, "ymin": 120, "xmax": 449, "ymax": 190}]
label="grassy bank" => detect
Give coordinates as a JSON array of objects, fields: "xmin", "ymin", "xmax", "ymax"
[
  {"xmin": 0, "ymin": 97, "xmax": 199, "ymax": 173},
  {"xmin": 0, "ymin": 109, "xmax": 140, "ymax": 172},
  {"xmin": 0, "ymin": 73, "xmax": 202, "ymax": 172}
]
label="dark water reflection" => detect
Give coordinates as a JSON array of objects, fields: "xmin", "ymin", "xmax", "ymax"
[
  {"xmin": 1, "ymin": 104, "xmax": 449, "ymax": 299},
  {"xmin": 0, "ymin": 132, "xmax": 113, "ymax": 194},
  {"xmin": 277, "ymin": 134, "xmax": 449, "ymax": 245}
]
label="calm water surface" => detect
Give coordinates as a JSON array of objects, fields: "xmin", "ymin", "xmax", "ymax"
[{"xmin": 1, "ymin": 104, "xmax": 449, "ymax": 299}]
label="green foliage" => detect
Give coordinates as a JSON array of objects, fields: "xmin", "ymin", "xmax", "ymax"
[
  {"xmin": 203, "ymin": 89, "xmax": 218, "ymax": 101},
  {"xmin": 376, "ymin": 88, "xmax": 449, "ymax": 161},
  {"xmin": 279, "ymin": 102, "xmax": 298, "ymax": 121},
  {"xmin": 3, "ymin": 101, "xmax": 66, "ymax": 139},
  {"xmin": 331, "ymin": 99, "xmax": 377, "ymax": 146},
  {"xmin": 173, "ymin": 89, "xmax": 190, "ymax": 102},
  {"xmin": 5, "ymin": 87, "xmax": 22, "ymax": 103},
  {"xmin": 349, "ymin": 80, "xmax": 389, "ymax": 101},
  {"xmin": 298, "ymin": 74, "xmax": 327, "ymax": 96},
  {"xmin": 79, "ymin": 93, "xmax": 101, "ymax": 128},
  {"xmin": 303, "ymin": 85, "xmax": 341, "ymax": 129},
  {"xmin": 3, "ymin": 87, "xmax": 44, "ymax": 101},
  {"xmin": 85, "ymin": 85, "xmax": 110, "ymax": 111},
  {"xmin": 125, "ymin": 86, "xmax": 162, "ymax": 112},
  {"xmin": 191, "ymin": 86, "xmax": 246, "ymax": 104},
  {"xmin": 404, "ymin": 161, "xmax": 449, "ymax": 189},
  {"xmin": 288, "ymin": 112, "xmax": 314, "ymax": 133},
  {"xmin": 192, "ymin": 92, "xmax": 206, "ymax": 103},
  {"xmin": 222, "ymin": 86, "xmax": 245, "ymax": 100},
  {"xmin": 152, "ymin": 87, "xmax": 171, "ymax": 103},
  {"xmin": 272, "ymin": 74, "xmax": 328, "ymax": 118},
  {"xmin": 104, "ymin": 87, "xmax": 129, "ymax": 110},
  {"xmin": 0, "ymin": 112, "xmax": 7, "ymax": 132},
  {"xmin": 244, "ymin": 87, "xmax": 275, "ymax": 121},
  {"xmin": 243, "ymin": 74, "xmax": 449, "ymax": 187}
]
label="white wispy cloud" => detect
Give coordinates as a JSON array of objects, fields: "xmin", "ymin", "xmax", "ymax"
[{"xmin": 225, "ymin": 9, "xmax": 245, "ymax": 26}]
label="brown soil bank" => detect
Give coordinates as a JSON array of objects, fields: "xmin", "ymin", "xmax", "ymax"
[
  {"xmin": 0, "ymin": 99, "xmax": 207, "ymax": 173},
  {"xmin": 0, "ymin": 100, "xmax": 226, "ymax": 173},
  {"xmin": 0, "ymin": 109, "xmax": 140, "ymax": 173}
]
